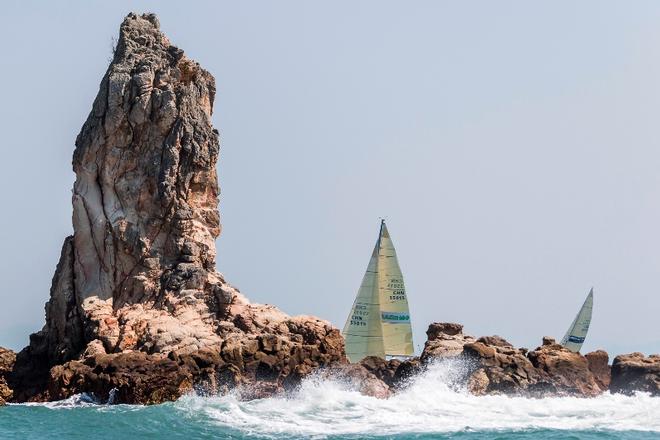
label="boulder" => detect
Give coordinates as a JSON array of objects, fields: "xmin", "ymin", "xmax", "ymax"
[
  {"xmin": 421, "ymin": 322, "xmax": 475, "ymax": 361},
  {"xmin": 585, "ymin": 350, "xmax": 611, "ymax": 390},
  {"xmin": 359, "ymin": 356, "xmax": 401, "ymax": 388},
  {"xmin": 392, "ymin": 358, "xmax": 423, "ymax": 387},
  {"xmin": 464, "ymin": 341, "xmax": 552, "ymax": 395},
  {"xmin": 426, "ymin": 322, "xmax": 464, "ymax": 339},
  {"xmin": 324, "ymin": 363, "xmax": 391, "ymax": 399},
  {"xmin": 477, "ymin": 335, "xmax": 513, "ymax": 348},
  {"xmin": 542, "ymin": 336, "xmax": 557, "ymax": 346},
  {"xmin": 610, "ymin": 353, "xmax": 660, "ymax": 396}
]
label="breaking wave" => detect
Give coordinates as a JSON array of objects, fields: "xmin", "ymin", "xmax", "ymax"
[
  {"xmin": 173, "ymin": 360, "xmax": 660, "ymax": 437},
  {"xmin": 2, "ymin": 360, "xmax": 659, "ymax": 439}
]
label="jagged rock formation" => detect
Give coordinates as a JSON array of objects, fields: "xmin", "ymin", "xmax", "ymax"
[
  {"xmin": 420, "ymin": 322, "xmax": 476, "ymax": 362},
  {"xmin": 2, "ymin": 12, "xmax": 657, "ymax": 405},
  {"xmin": 527, "ymin": 339, "xmax": 605, "ymax": 396},
  {"xmin": 416, "ymin": 323, "xmax": 609, "ymax": 396},
  {"xmin": 0, "ymin": 348, "xmax": 15, "ymax": 405},
  {"xmin": 359, "ymin": 327, "xmax": 654, "ymax": 399},
  {"xmin": 610, "ymin": 353, "xmax": 660, "ymax": 396},
  {"xmin": 8, "ymin": 13, "xmax": 344, "ymax": 404}
]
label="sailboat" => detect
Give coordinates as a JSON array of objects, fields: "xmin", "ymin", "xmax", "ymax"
[
  {"xmin": 342, "ymin": 220, "xmax": 414, "ymax": 363},
  {"xmin": 560, "ymin": 288, "xmax": 594, "ymax": 352}
]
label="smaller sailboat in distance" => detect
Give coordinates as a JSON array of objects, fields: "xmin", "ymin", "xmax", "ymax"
[
  {"xmin": 560, "ymin": 288, "xmax": 594, "ymax": 352},
  {"xmin": 342, "ymin": 220, "xmax": 414, "ymax": 363}
]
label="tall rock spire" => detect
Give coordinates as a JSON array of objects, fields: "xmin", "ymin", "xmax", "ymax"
[
  {"xmin": 8, "ymin": 14, "xmax": 344, "ymax": 403},
  {"xmin": 38, "ymin": 13, "xmax": 229, "ymax": 365},
  {"xmin": 73, "ymin": 12, "xmax": 220, "ymax": 306}
]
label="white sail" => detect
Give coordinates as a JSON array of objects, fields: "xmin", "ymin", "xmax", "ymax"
[
  {"xmin": 342, "ymin": 221, "xmax": 414, "ymax": 362},
  {"xmin": 560, "ymin": 288, "xmax": 594, "ymax": 353}
]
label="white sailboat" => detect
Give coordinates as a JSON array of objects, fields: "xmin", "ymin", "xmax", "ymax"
[
  {"xmin": 560, "ymin": 288, "xmax": 594, "ymax": 353},
  {"xmin": 342, "ymin": 220, "xmax": 414, "ymax": 363}
]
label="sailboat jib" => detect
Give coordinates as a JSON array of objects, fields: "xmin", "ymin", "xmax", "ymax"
[
  {"xmin": 342, "ymin": 237, "xmax": 385, "ymax": 361},
  {"xmin": 560, "ymin": 288, "xmax": 594, "ymax": 353},
  {"xmin": 342, "ymin": 220, "xmax": 414, "ymax": 363}
]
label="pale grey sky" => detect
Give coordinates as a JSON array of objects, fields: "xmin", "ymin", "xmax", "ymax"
[{"xmin": 1, "ymin": 1, "xmax": 659, "ymax": 355}]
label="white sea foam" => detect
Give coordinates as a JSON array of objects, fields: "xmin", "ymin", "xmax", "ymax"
[
  {"xmin": 18, "ymin": 392, "xmax": 103, "ymax": 408},
  {"xmin": 174, "ymin": 360, "xmax": 660, "ymax": 437}
]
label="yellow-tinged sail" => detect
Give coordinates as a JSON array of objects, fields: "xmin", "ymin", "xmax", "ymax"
[
  {"xmin": 342, "ymin": 220, "xmax": 414, "ymax": 362},
  {"xmin": 378, "ymin": 222, "xmax": 414, "ymax": 357}
]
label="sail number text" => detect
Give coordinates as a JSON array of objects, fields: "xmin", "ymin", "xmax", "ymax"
[
  {"xmin": 387, "ymin": 278, "xmax": 406, "ymax": 301},
  {"xmin": 350, "ymin": 304, "xmax": 369, "ymax": 327}
]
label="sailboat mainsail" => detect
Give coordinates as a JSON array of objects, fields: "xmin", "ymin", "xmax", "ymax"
[
  {"xmin": 560, "ymin": 288, "xmax": 594, "ymax": 353},
  {"xmin": 342, "ymin": 220, "xmax": 414, "ymax": 363}
]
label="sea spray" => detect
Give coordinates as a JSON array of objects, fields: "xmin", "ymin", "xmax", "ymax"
[
  {"xmin": 2, "ymin": 359, "xmax": 659, "ymax": 440},
  {"xmin": 174, "ymin": 359, "xmax": 660, "ymax": 437}
]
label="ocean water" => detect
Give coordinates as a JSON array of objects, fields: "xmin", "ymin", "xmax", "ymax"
[{"xmin": 1, "ymin": 361, "xmax": 658, "ymax": 440}]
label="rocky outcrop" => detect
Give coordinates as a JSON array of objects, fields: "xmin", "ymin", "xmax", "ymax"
[
  {"xmin": 420, "ymin": 323, "xmax": 475, "ymax": 362},
  {"xmin": 359, "ymin": 356, "xmax": 401, "ymax": 389},
  {"xmin": 462, "ymin": 339, "xmax": 551, "ymax": 395},
  {"xmin": 421, "ymin": 323, "xmax": 608, "ymax": 397},
  {"xmin": 585, "ymin": 350, "xmax": 611, "ymax": 390},
  {"xmin": 610, "ymin": 353, "xmax": 660, "ymax": 396},
  {"xmin": 527, "ymin": 338, "xmax": 603, "ymax": 396},
  {"xmin": 0, "ymin": 348, "xmax": 15, "ymax": 405},
  {"xmin": 47, "ymin": 352, "xmax": 195, "ymax": 404},
  {"xmin": 323, "ymin": 363, "xmax": 391, "ymax": 399},
  {"xmin": 9, "ymin": 13, "xmax": 344, "ymax": 404}
]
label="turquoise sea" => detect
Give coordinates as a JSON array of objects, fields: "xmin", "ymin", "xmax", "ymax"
[{"xmin": 1, "ymin": 362, "xmax": 658, "ymax": 439}]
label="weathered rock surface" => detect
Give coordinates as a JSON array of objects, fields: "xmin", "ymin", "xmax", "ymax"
[
  {"xmin": 9, "ymin": 13, "xmax": 344, "ymax": 404},
  {"xmin": 610, "ymin": 353, "xmax": 660, "ymax": 396},
  {"xmin": 421, "ymin": 323, "xmax": 608, "ymax": 397},
  {"xmin": 324, "ymin": 363, "xmax": 391, "ymax": 399},
  {"xmin": 420, "ymin": 323, "xmax": 475, "ymax": 362},
  {"xmin": 359, "ymin": 356, "xmax": 401, "ymax": 389},
  {"xmin": 0, "ymin": 348, "xmax": 16, "ymax": 405},
  {"xmin": 585, "ymin": 350, "xmax": 611, "ymax": 390},
  {"xmin": 357, "ymin": 355, "xmax": 426, "ymax": 392},
  {"xmin": 527, "ymin": 338, "xmax": 603, "ymax": 396}
]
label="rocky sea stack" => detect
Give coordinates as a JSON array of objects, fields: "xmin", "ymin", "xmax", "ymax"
[
  {"xmin": 0, "ymin": 13, "xmax": 658, "ymax": 406},
  {"xmin": 3, "ymin": 13, "xmax": 344, "ymax": 404}
]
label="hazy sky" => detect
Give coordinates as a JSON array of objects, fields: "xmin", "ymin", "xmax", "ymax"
[{"xmin": 1, "ymin": 1, "xmax": 659, "ymax": 355}]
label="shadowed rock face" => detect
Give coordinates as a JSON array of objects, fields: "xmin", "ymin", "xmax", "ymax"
[
  {"xmin": 7, "ymin": 13, "xmax": 345, "ymax": 404},
  {"xmin": 610, "ymin": 353, "xmax": 660, "ymax": 396}
]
